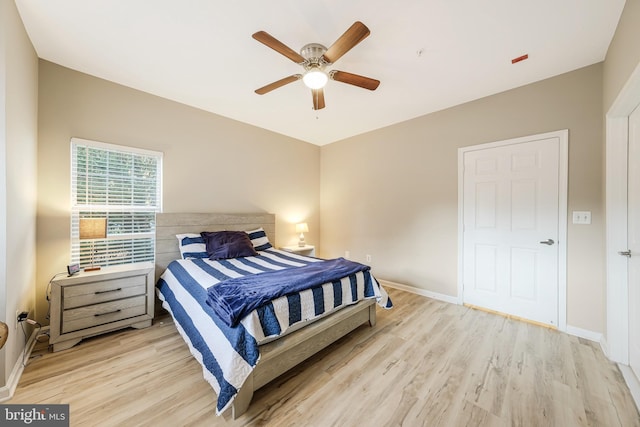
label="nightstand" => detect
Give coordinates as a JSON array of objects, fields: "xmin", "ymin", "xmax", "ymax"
[
  {"xmin": 49, "ymin": 262, "xmax": 155, "ymax": 352},
  {"xmin": 281, "ymin": 245, "xmax": 316, "ymax": 257}
]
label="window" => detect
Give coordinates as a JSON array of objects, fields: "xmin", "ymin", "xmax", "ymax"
[{"xmin": 71, "ymin": 138, "xmax": 162, "ymax": 268}]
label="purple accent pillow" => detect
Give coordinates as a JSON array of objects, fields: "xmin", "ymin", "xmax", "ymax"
[{"xmin": 201, "ymin": 231, "xmax": 258, "ymax": 260}]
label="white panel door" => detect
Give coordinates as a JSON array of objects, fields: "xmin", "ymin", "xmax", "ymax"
[
  {"xmin": 628, "ymin": 103, "xmax": 640, "ymax": 379},
  {"xmin": 463, "ymin": 137, "xmax": 560, "ymax": 326}
]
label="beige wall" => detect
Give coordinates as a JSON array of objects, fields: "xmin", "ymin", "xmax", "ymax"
[
  {"xmin": 603, "ymin": 0, "xmax": 640, "ymax": 112},
  {"xmin": 36, "ymin": 61, "xmax": 320, "ymax": 324},
  {"xmin": 1, "ymin": 0, "xmax": 38, "ymax": 387},
  {"xmin": 320, "ymin": 64, "xmax": 605, "ymax": 333}
]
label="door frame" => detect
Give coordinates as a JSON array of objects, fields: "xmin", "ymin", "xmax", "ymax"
[
  {"xmin": 606, "ymin": 61, "xmax": 640, "ymax": 365},
  {"xmin": 457, "ymin": 130, "xmax": 569, "ymax": 332}
]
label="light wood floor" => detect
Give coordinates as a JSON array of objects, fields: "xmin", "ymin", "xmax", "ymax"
[{"xmin": 8, "ymin": 288, "xmax": 640, "ymax": 426}]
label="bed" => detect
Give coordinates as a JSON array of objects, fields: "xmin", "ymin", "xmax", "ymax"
[{"xmin": 154, "ymin": 213, "xmax": 392, "ymax": 419}]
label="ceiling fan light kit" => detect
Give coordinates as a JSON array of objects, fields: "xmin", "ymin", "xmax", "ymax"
[
  {"xmin": 300, "ymin": 43, "xmax": 329, "ymax": 89},
  {"xmin": 303, "ymin": 68, "xmax": 328, "ymax": 89},
  {"xmin": 252, "ymin": 21, "xmax": 380, "ymax": 110}
]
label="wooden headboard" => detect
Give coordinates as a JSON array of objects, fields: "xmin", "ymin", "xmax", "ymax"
[{"xmin": 155, "ymin": 212, "xmax": 276, "ymax": 279}]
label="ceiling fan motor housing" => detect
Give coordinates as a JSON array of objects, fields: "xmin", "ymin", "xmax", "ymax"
[{"xmin": 300, "ymin": 43, "xmax": 328, "ymax": 69}]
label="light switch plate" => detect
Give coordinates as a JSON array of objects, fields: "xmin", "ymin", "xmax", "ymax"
[{"xmin": 572, "ymin": 211, "xmax": 591, "ymax": 224}]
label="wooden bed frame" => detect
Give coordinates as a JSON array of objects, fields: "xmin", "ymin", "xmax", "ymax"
[{"xmin": 155, "ymin": 212, "xmax": 377, "ymax": 419}]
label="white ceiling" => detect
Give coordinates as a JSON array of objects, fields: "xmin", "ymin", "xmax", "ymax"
[{"xmin": 15, "ymin": 0, "xmax": 626, "ymax": 146}]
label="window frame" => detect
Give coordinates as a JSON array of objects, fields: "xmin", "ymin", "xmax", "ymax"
[{"xmin": 70, "ymin": 137, "xmax": 163, "ymax": 268}]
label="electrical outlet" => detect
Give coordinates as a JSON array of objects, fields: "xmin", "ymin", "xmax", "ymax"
[
  {"xmin": 16, "ymin": 310, "xmax": 29, "ymax": 328},
  {"xmin": 366, "ymin": 254, "xmax": 372, "ymax": 263},
  {"xmin": 345, "ymin": 250, "xmax": 350, "ymax": 259}
]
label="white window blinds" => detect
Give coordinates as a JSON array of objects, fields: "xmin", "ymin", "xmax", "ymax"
[{"xmin": 71, "ymin": 138, "xmax": 163, "ymax": 268}]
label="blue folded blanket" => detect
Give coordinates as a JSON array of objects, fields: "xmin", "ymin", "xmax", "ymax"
[{"xmin": 206, "ymin": 258, "xmax": 371, "ymax": 326}]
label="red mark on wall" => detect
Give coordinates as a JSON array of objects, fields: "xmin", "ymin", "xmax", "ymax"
[{"xmin": 511, "ymin": 54, "xmax": 529, "ymax": 64}]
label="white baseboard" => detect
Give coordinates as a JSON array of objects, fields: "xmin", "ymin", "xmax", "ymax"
[
  {"xmin": 600, "ymin": 335, "xmax": 610, "ymax": 359},
  {"xmin": 618, "ymin": 364, "xmax": 640, "ymax": 412},
  {"xmin": 378, "ymin": 279, "xmax": 460, "ymax": 305},
  {"xmin": 380, "ymin": 279, "xmax": 607, "ymax": 343},
  {"xmin": 0, "ymin": 326, "xmax": 45, "ymax": 402},
  {"xmin": 565, "ymin": 324, "xmax": 603, "ymax": 343}
]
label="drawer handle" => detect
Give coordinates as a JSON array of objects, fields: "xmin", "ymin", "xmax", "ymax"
[
  {"xmin": 94, "ymin": 309, "xmax": 121, "ymax": 317},
  {"xmin": 95, "ymin": 288, "xmax": 122, "ymax": 295}
]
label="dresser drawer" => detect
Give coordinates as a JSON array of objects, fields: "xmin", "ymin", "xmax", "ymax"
[
  {"xmin": 63, "ymin": 275, "xmax": 147, "ymax": 309},
  {"xmin": 62, "ymin": 295, "xmax": 147, "ymax": 333}
]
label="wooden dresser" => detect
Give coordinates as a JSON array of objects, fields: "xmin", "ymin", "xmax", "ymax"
[{"xmin": 49, "ymin": 262, "xmax": 155, "ymax": 352}]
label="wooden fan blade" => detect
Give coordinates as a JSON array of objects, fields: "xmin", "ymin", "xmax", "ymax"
[
  {"xmin": 252, "ymin": 31, "xmax": 305, "ymax": 64},
  {"xmin": 322, "ymin": 21, "xmax": 370, "ymax": 64},
  {"xmin": 312, "ymin": 88, "xmax": 325, "ymax": 110},
  {"xmin": 255, "ymin": 75, "xmax": 301, "ymax": 95},
  {"xmin": 330, "ymin": 70, "xmax": 380, "ymax": 91}
]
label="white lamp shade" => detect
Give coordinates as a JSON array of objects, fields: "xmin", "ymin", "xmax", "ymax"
[
  {"xmin": 302, "ymin": 70, "xmax": 328, "ymax": 89},
  {"xmin": 296, "ymin": 223, "xmax": 309, "ymax": 233}
]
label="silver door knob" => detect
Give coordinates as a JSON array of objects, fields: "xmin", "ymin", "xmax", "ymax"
[
  {"xmin": 619, "ymin": 250, "xmax": 632, "ymax": 257},
  {"xmin": 539, "ymin": 239, "xmax": 555, "ymax": 245}
]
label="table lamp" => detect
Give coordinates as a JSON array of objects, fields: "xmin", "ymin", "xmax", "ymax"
[
  {"xmin": 296, "ymin": 223, "xmax": 309, "ymax": 247},
  {"xmin": 79, "ymin": 218, "xmax": 107, "ymax": 271}
]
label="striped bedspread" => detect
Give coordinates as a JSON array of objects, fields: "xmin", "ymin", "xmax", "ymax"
[{"xmin": 156, "ymin": 248, "xmax": 392, "ymax": 415}]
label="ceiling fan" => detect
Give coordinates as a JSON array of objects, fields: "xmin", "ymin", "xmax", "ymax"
[{"xmin": 252, "ymin": 21, "xmax": 380, "ymax": 110}]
